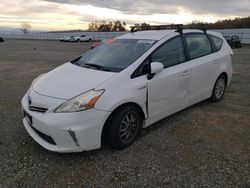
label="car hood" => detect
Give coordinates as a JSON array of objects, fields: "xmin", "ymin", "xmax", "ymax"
[{"xmin": 32, "ymin": 62, "xmax": 116, "ymax": 99}]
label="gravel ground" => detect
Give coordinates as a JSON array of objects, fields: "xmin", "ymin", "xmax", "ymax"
[{"xmin": 0, "ymin": 39, "xmax": 249, "ymax": 187}]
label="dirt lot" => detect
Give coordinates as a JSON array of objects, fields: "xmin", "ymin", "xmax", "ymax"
[{"xmin": 0, "ymin": 39, "xmax": 249, "ymax": 187}]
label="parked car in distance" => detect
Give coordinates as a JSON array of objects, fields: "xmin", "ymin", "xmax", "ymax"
[
  {"xmin": 77, "ymin": 34, "xmax": 92, "ymax": 42},
  {"xmin": 0, "ymin": 37, "xmax": 4, "ymax": 42},
  {"xmin": 59, "ymin": 36, "xmax": 78, "ymax": 42},
  {"xmin": 224, "ymin": 35, "xmax": 242, "ymax": 48},
  {"xmin": 22, "ymin": 27, "xmax": 233, "ymax": 153},
  {"xmin": 60, "ymin": 35, "xmax": 92, "ymax": 42}
]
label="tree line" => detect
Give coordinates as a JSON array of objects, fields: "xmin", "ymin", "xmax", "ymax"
[
  {"xmin": 187, "ymin": 16, "xmax": 250, "ymax": 29},
  {"xmin": 87, "ymin": 20, "xmax": 127, "ymax": 32},
  {"xmin": 87, "ymin": 17, "xmax": 250, "ymax": 32}
]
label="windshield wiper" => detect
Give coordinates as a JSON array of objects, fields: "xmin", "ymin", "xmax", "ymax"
[{"xmin": 84, "ymin": 63, "xmax": 111, "ymax": 71}]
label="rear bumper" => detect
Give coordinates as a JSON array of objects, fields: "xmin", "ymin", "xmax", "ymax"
[{"xmin": 21, "ymin": 92, "xmax": 111, "ymax": 153}]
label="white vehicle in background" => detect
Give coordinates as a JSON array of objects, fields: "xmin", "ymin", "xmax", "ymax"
[
  {"xmin": 59, "ymin": 35, "xmax": 92, "ymax": 42},
  {"xmin": 77, "ymin": 34, "xmax": 92, "ymax": 42},
  {"xmin": 59, "ymin": 36, "xmax": 78, "ymax": 42},
  {"xmin": 22, "ymin": 25, "xmax": 233, "ymax": 153}
]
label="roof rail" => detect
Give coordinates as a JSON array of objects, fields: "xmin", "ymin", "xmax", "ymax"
[
  {"xmin": 130, "ymin": 24, "xmax": 183, "ymax": 33},
  {"xmin": 130, "ymin": 23, "xmax": 209, "ymax": 33}
]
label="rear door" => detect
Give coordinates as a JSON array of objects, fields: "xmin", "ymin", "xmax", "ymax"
[{"xmin": 183, "ymin": 32, "xmax": 217, "ymax": 105}]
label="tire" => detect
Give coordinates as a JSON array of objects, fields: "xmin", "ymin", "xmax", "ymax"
[
  {"xmin": 105, "ymin": 104, "xmax": 143, "ymax": 150},
  {"xmin": 77, "ymin": 39, "xmax": 80, "ymax": 43},
  {"xmin": 210, "ymin": 74, "xmax": 227, "ymax": 102}
]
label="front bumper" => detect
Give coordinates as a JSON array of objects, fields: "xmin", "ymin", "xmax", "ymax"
[{"xmin": 21, "ymin": 91, "xmax": 111, "ymax": 153}]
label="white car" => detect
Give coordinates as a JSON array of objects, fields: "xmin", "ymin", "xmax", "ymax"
[
  {"xmin": 59, "ymin": 36, "xmax": 78, "ymax": 42},
  {"xmin": 78, "ymin": 34, "xmax": 92, "ymax": 42},
  {"xmin": 22, "ymin": 27, "xmax": 233, "ymax": 152},
  {"xmin": 59, "ymin": 35, "xmax": 92, "ymax": 42}
]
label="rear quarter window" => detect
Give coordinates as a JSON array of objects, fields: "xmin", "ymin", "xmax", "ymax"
[{"xmin": 210, "ymin": 35, "xmax": 223, "ymax": 51}]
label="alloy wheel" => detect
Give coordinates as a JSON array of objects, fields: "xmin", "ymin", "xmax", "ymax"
[
  {"xmin": 215, "ymin": 78, "xmax": 225, "ymax": 99},
  {"xmin": 119, "ymin": 111, "xmax": 139, "ymax": 144}
]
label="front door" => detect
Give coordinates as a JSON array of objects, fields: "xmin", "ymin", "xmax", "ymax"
[{"xmin": 147, "ymin": 35, "xmax": 190, "ymax": 124}]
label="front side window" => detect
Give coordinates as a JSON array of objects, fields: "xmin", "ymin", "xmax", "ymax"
[
  {"xmin": 185, "ymin": 33, "xmax": 212, "ymax": 59},
  {"xmin": 73, "ymin": 39, "xmax": 156, "ymax": 72},
  {"xmin": 151, "ymin": 36, "xmax": 185, "ymax": 68}
]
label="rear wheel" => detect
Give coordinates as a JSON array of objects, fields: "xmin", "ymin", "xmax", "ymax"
[
  {"xmin": 105, "ymin": 105, "xmax": 143, "ymax": 150},
  {"xmin": 210, "ymin": 74, "xmax": 227, "ymax": 102}
]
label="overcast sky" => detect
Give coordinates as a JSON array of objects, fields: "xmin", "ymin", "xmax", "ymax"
[{"xmin": 0, "ymin": 0, "xmax": 249, "ymax": 31}]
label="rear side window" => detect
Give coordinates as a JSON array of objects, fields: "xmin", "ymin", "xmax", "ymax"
[
  {"xmin": 185, "ymin": 33, "xmax": 212, "ymax": 59},
  {"xmin": 210, "ymin": 35, "xmax": 223, "ymax": 51},
  {"xmin": 151, "ymin": 36, "xmax": 185, "ymax": 68}
]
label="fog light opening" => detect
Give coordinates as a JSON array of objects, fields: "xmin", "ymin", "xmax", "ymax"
[{"xmin": 68, "ymin": 129, "xmax": 79, "ymax": 146}]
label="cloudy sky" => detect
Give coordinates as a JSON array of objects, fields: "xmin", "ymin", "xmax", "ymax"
[{"xmin": 0, "ymin": 0, "xmax": 249, "ymax": 31}]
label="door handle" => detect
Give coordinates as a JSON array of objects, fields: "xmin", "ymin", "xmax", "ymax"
[
  {"xmin": 137, "ymin": 86, "xmax": 147, "ymax": 90},
  {"xmin": 180, "ymin": 70, "xmax": 191, "ymax": 77},
  {"xmin": 213, "ymin": 59, "xmax": 220, "ymax": 64}
]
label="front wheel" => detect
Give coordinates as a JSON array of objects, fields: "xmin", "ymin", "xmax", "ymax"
[
  {"xmin": 210, "ymin": 74, "xmax": 227, "ymax": 102},
  {"xmin": 105, "ymin": 105, "xmax": 143, "ymax": 150}
]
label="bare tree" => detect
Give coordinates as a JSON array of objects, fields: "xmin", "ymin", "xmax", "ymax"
[{"xmin": 20, "ymin": 23, "xmax": 31, "ymax": 34}]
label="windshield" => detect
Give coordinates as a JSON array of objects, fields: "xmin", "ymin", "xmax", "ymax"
[{"xmin": 73, "ymin": 39, "xmax": 156, "ymax": 72}]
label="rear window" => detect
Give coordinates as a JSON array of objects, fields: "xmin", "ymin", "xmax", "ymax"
[
  {"xmin": 185, "ymin": 33, "xmax": 212, "ymax": 60},
  {"xmin": 210, "ymin": 35, "xmax": 223, "ymax": 51}
]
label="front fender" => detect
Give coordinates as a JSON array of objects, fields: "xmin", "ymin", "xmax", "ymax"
[{"xmin": 94, "ymin": 81, "xmax": 148, "ymax": 119}]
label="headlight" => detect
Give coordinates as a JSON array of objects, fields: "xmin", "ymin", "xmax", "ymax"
[{"xmin": 55, "ymin": 90, "xmax": 104, "ymax": 113}]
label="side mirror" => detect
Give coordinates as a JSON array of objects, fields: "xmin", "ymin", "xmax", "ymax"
[
  {"xmin": 150, "ymin": 62, "xmax": 164, "ymax": 74},
  {"xmin": 146, "ymin": 62, "xmax": 164, "ymax": 80}
]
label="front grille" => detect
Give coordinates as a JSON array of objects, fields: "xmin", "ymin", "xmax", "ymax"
[
  {"xmin": 30, "ymin": 124, "xmax": 56, "ymax": 145},
  {"xmin": 29, "ymin": 106, "xmax": 48, "ymax": 113}
]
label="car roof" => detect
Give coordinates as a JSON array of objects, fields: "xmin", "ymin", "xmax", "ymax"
[{"xmin": 117, "ymin": 29, "xmax": 223, "ymax": 40}]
